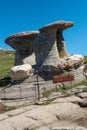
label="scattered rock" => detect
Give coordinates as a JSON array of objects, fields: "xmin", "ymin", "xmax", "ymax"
[
  {"xmin": 11, "ymin": 64, "xmax": 33, "ymax": 80},
  {"xmin": 67, "ymin": 89, "xmax": 83, "ymax": 95},
  {"xmin": 78, "ymin": 92, "xmax": 87, "ymax": 99},
  {"xmin": 51, "ymin": 95, "xmax": 84, "ymax": 105},
  {"xmin": 0, "ymin": 103, "xmax": 7, "ymax": 112},
  {"xmin": 67, "ymin": 54, "xmax": 84, "ymax": 66}
]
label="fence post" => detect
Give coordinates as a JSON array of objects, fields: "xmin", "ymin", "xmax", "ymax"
[
  {"xmin": 36, "ymin": 70, "xmax": 40, "ymax": 102},
  {"xmin": 4, "ymin": 89, "xmax": 6, "ymax": 99},
  {"xmin": 19, "ymin": 83, "xmax": 22, "ymax": 99}
]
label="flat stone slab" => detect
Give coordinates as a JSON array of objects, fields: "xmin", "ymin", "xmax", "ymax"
[
  {"xmin": 5, "ymin": 31, "xmax": 39, "ymax": 47},
  {"xmin": 67, "ymin": 85, "xmax": 87, "ymax": 95},
  {"xmin": 0, "ymin": 114, "xmax": 8, "ymax": 121},
  {"xmin": 39, "ymin": 21, "xmax": 73, "ymax": 31},
  {"xmin": 51, "ymin": 95, "xmax": 84, "ymax": 104},
  {"xmin": 37, "ymin": 126, "xmax": 87, "ymax": 130},
  {"xmin": 0, "ymin": 94, "xmax": 87, "ymax": 130},
  {"xmin": 52, "ymin": 126, "xmax": 87, "ymax": 130}
]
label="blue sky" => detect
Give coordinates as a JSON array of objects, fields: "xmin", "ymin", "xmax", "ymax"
[{"xmin": 0, "ymin": 0, "xmax": 87, "ymax": 55}]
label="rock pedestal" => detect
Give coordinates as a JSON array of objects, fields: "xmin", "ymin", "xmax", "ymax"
[
  {"xmin": 5, "ymin": 20, "xmax": 84, "ymax": 81},
  {"xmin": 5, "ymin": 31, "xmax": 39, "ymax": 66},
  {"xmin": 33, "ymin": 21, "xmax": 73, "ymax": 72}
]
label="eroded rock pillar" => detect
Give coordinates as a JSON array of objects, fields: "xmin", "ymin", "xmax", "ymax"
[
  {"xmin": 34, "ymin": 21, "xmax": 73, "ymax": 72},
  {"xmin": 34, "ymin": 28, "xmax": 60, "ymax": 72},
  {"xmin": 5, "ymin": 31, "xmax": 39, "ymax": 66},
  {"xmin": 56, "ymin": 30, "xmax": 69, "ymax": 58}
]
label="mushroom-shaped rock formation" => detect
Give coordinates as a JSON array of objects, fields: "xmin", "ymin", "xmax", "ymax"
[
  {"xmin": 5, "ymin": 31, "xmax": 39, "ymax": 66},
  {"xmin": 33, "ymin": 21, "xmax": 73, "ymax": 72}
]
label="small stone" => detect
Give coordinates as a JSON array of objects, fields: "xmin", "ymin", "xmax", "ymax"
[
  {"xmin": 49, "ymin": 92, "xmax": 63, "ymax": 99},
  {"xmin": 78, "ymin": 92, "xmax": 87, "ymax": 98},
  {"xmin": 0, "ymin": 103, "xmax": 7, "ymax": 112},
  {"xmin": 34, "ymin": 101, "xmax": 45, "ymax": 105},
  {"xmin": 36, "ymin": 126, "xmax": 50, "ymax": 130}
]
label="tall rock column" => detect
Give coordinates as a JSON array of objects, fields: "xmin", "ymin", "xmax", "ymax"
[
  {"xmin": 56, "ymin": 30, "xmax": 69, "ymax": 58},
  {"xmin": 33, "ymin": 29, "xmax": 60, "ymax": 71},
  {"xmin": 56, "ymin": 22, "xmax": 74, "ymax": 59},
  {"xmin": 33, "ymin": 21, "xmax": 73, "ymax": 72}
]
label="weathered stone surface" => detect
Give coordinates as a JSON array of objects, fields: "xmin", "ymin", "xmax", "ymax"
[
  {"xmin": 0, "ymin": 103, "xmax": 6, "ymax": 112},
  {"xmin": 34, "ymin": 21, "xmax": 73, "ymax": 71},
  {"xmin": 52, "ymin": 95, "xmax": 87, "ymax": 108},
  {"xmin": 0, "ymin": 71, "xmax": 86, "ymax": 103},
  {"xmin": 83, "ymin": 64, "xmax": 87, "ymax": 72},
  {"xmin": 67, "ymin": 85, "xmax": 87, "ymax": 95},
  {"xmin": 49, "ymin": 92, "xmax": 63, "ymax": 99},
  {"xmin": 11, "ymin": 64, "xmax": 33, "ymax": 80},
  {"xmin": 5, "ymin": 20, "xmax": 84, "ymax": 78},
  {"xmin": 51, "ymin": 55, "xmax": 84, "ymax": 76},
  {"xmin": 51, "ymin": 95, "xmax": 84, "ymax": 105},
  {"xmin": 60, "ymin": 54, "xmax": 84, "ymax": 70},
  {"xmin": 0, "ymin": 101, "xmax": 86, "ymax": 130},
  {"xmin": 36, "ymin": 126, "xmax": 87, "ymax": 130},
  {"xmin": 78, "ymin": 92, "xmax": 87, "ymax": 99},
  {"xmin": 5, "ymin": 31, "xmax": 39, "ymax": 65},
  {"xmin": 52, "ymin": 126, "xmax": 87, "ymax": 130}
]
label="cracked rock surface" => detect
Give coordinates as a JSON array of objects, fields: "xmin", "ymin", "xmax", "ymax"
[{"xmin": 0, "ymin": 92, "xmax": 87, "ymax": 130}]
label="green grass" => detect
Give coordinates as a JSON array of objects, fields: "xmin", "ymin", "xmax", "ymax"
[
  {"xmin": 84, "ymin": 56, "xmax": 87, "ymax": 63},
  {"xmin": 0, "ymin": 50, "xmax": 14, "ymax": 79},
  {"xmin": 42, "ymin": 80, "xmax": 87, "ymax": 99}
]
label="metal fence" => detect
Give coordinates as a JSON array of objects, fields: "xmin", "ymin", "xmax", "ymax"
[{"xmin": 0, "ymin": 67, "xmax": 86, "ymax": 107}]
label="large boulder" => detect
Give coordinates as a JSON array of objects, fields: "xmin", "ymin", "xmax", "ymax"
[
  {"xmin": 58, "ymin": 54, "xmax": 84, "ymax": 71},
  {"xmin": 64, "ymin": 54, "xmax": 84, "ymax": 68},
  {"xmin": 11, "ymin": 64, "xmax": 33, "ymax": 80}
]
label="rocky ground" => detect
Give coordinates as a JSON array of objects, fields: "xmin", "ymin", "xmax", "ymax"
[{"xmin": 0, "ymin": 90, "xmax": 87, "ymax": 130}]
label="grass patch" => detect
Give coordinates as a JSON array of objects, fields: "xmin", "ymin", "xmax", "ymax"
[
  {"xmin": 6, "ymin": 106, "xmax": 16, "ymax": 112},
  {"xmin": 83, "ymin": 87, "xmax": 87, "ymax": 92},
  {"xmin": 0, "ymin": 50, "xmax": 14, "ymax": 79},
  {"xmin": 42, "ymin": 80, "xmax": 87, "ymax": 98},
  {"xmin": 44, "ymin": 99, "xmax": 54, "ymax": 105},
  {"xmin": 84, "ymin": 56, "xmax": 87, "ymax": 63},
  {"xmin": 42, "ymin": 90, "xmax": 51, "ymax": 98},
  {"xmin": 0, "ymin": 50, "xmax": 14, "ymax": 86}
]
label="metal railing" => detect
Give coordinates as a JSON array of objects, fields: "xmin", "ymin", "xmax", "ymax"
[{"xmin": 0, "ymin": 68, "xmax": 86, "ymax": 106}]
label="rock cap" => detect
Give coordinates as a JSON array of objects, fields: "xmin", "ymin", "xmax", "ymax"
[
  {"xmin": 39, "ymin": 20, "xmax": 74, "ymax": 31},
  {"xmin": 5, "ymin": 31, "xmax": 39, "ymax": 49}
]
